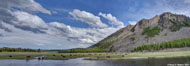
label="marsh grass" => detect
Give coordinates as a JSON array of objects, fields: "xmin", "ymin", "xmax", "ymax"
[
  {"xmin": 1, "ymin": 51, "xmax": 190, "ymax": 60},
  {"xmin": 0, "ymin": 52, "xmax": 121, "ymax": 60}
]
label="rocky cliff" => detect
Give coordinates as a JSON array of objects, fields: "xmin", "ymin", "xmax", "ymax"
[{"xmin": 90, "ymin": 12, "xmax": 190, "ymax": 52}]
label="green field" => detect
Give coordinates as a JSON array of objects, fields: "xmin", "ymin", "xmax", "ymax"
[
  {"xmin": 0, "ymin": 51, "xmax": 190, "ymax": 60},
  {"xmin": 0, "ymin": 52, "xmax": 122, "ymax": 60},
  {"xmin": 104, "ymin": 51, "xmax": 190, "ymax": 60}
]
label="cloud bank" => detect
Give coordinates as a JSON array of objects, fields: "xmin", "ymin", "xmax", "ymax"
[
  {"xmin": 99, "ymin": 12, "xmax": 124, "ymax": 27},
  {"xmin": 0, "ymin": 0, "xmax": 124, "ymax": 49},
  {"xmin": 69, "ymin": 9, "xmax": 108, "ymax": 28}
]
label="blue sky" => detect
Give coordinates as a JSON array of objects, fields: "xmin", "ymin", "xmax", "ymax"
[
  {"xmin": 0, "ymin": 0, "xmax": 190, "ymax": 49},
  {"xmin": 35, "ymin": 0, "xmax": 190, "ymax": 27},
  {"xmin": 35, "ymin": 0, "xmax": 153, "ymax": 27}
]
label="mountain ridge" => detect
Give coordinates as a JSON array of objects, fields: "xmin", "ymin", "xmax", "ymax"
[{"xmin": 90, "ymin": 12, "xmax": 190, "ymax": 52}]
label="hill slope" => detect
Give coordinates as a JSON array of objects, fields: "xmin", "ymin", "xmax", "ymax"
[{"xmin": 90, "ymin": 12, "xmax": 190, "ymax": 52}]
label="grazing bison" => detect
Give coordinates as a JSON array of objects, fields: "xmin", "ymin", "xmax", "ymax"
[
  {"xmin": 62, "ymin": 55, "xmax": 66, "ymax": 58},
  {"xmin": 9, "ymin": 55, "xmax": 12, "ymax": 58},
  {"xmin": 106, "ymin": 56, "xmax": 110, "ymax": 58},
  {"xmin": 26, "ymin": 56, "xmax": 31, "ymax": 58}
]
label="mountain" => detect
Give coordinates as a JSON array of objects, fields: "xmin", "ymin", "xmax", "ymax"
[{"xmin": 89, "ymin": 12, "xmax": 190, "ymax": 52}]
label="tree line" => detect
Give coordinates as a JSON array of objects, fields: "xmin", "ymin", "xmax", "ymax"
[
  {"xmin": 58, "ymin": 48, "xmax": 106, "ymax": 53},
  {"xmin": 132, "ymin": 38, "xmax": 190, "ymax": 52},
  {"xmin": 0, "ymin": 47, "xmax": 41, "ymax": 52}
]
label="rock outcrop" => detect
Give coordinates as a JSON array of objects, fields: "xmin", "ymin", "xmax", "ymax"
[{"xmin": 90, "ymin": 12, "xmax": 190, "ymax": 52}]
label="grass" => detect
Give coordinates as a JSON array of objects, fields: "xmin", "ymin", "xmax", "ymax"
[
  {"xmin": 1, "ymin": 51, "xmax": 190, "ymax": 60},
  {"xmin": 0, "ymin": 52, "xmax": 121, "ymax": 60},
  {"xmin": 97, "ymin": 51, "xmax": 190, "ymax": 60}
]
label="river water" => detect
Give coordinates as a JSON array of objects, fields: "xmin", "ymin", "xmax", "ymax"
[{"xmin": 0, "ymin": 57, "xmax": 190, "ymax": 66}]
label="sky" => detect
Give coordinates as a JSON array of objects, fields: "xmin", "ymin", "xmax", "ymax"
[{"xmin": 0, "ymin": 0, "xmax": 190, "ymax": 49}]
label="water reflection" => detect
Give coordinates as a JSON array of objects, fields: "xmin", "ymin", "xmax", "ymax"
[{"xmin": 0, "ymin": 57, "xmax": 190, "ymax": 66}]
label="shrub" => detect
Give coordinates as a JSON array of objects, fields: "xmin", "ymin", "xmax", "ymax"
[
  {"xmin": 169, "ymin": 19, "xmax": 190, "ymax": 32},
  {"xmin": 170, "ymin": 20, "xmax": 182, "ymax": 32},
  {"xmin": 130, "ymin": 37, "xmax": 136, "ymax": 41},
  {"xmin": 142, "ymin": 27, "xmax": 161, "ymax": 38},
  {"xmin": 183, "ymin": 20, "xmax": 190, "ymax": 27}
]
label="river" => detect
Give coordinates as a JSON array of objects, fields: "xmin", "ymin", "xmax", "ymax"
[{"xmin": 0, "ymin": 57, "xmax": 190, "ymax": 66}]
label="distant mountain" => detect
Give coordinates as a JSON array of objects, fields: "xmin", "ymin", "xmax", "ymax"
[{"xmin": 89, "ymin": 12, "xmax": 190, "ymax": 52}]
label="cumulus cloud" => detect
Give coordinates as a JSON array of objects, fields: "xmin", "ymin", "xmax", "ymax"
[
  {"xmin": 0, "ymin": 10, "xmax": 121, "ymax": 49},
  {"xmin": 10, "ymin": 11, "xmax": 48, "ymax": 33},
  {"xmin": 7, "ymin": 0, "xmax": 51, "ymax": 14},
  {"xmin": 0, "ymin": 0, "xmax": 51, "ymax": 33},
  {"xmin": 11, "ymin": 11, "xmax": 48, "ymax": 29},
  {"xmin": 48, "ymin": 22, "xmax": 72, "ymax": 33},
  {"xmin": 69, "ymin": 9, "xmax": 108, "ymax": 28},
  {"xmin": 0, "ymin": 0, "xmax": 123, "ymax": 49},
  {"xmin": 128, "ymin": 21, "xmax": 137, "ymax": 25},
  {"xmin": 48, "ymin": 22, "xmax": 119, "ymax": 44},
  {"xmin": 0, "ymin": 22, "xmax": 88, "ymax": 49},
  {"xmin": 99, "ymin": 12, "xmax": 124, "ymax": 27},
  {"xmin": 0, "ymin": 21, "xmax": 12, "ymax": 32}
]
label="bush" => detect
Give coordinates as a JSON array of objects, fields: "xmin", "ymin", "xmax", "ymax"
[
  {"xmin": 142, "ymin": 27, "xmax": 161, "ymax": 38},
  {"xmin": 183, "ymin": 19, "xmax": 190, "ymax": 27},
  {"xmin": 130, "ymin": 37, "xmax": 136, "ymax": 41},
  {"xmin": 169, "ymin": 19, "xmax": 190, "ymax": 32},
  {"xmin": 170, "ymin": 20, "xmax": 182, "ymax": 32}
]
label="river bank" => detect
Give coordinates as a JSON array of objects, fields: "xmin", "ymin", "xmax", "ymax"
[
  {"xmin": 94, "ymin": 51, "xmax": 190, "ymax": 60},
  {"xmin": 0, "ymin": 51, "xmax": 190, "ymax": 60}
]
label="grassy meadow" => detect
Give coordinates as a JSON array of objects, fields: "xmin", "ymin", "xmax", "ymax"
[
  {"xmin": 0, "ymin": 51, "xmax": 190, "ymax": 60},
  {"xmin": 103, "ymin": 51, "xmax": 190, "ymax": 60},
  {"xmin": 0, "ymin": 52, "xmax": 122, "ymax": 60}
]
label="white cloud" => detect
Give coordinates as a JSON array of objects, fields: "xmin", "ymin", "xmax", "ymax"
[
  {"xmin": 0, "ymin": 12, "xmax": 121, "ymax": 49},
  {"xmin": 48, "ymin": 22, "xmax": 72, "ymax": 33},
  {"xmin": 69, "ymin": 9, "xmax": 108, "ymax": 28},
  {"xmin": 8, "ymin": 0, "xmax": 51, "ymax": 14},
  {"xmin": 48, "ymin": 22, "xmax": 119, "ymax": 44},
  {"xmin": 11, "ymin": 11, "xmax": 48, "ymax": 29},
  {"xmin": 0, "ymin": 0, "xmax": 123, "ymax": 49},
  {"xmin": 80, "ymin": 39, "xmax": 94, "ymax": 43},
  {"xmin": 99, "ymin": 12, "xmax": 124, "ymax": 27},
  {"xmin": 128, "ymin": 21, "xmax": 137, "ymax": 25},
  {"xmin": 0, "ymin": 0, "xmax": 50, "ymax": 33},
  {"xmin": 0, "ymin": 22, "xmax": 90, "ymax": 49}
]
